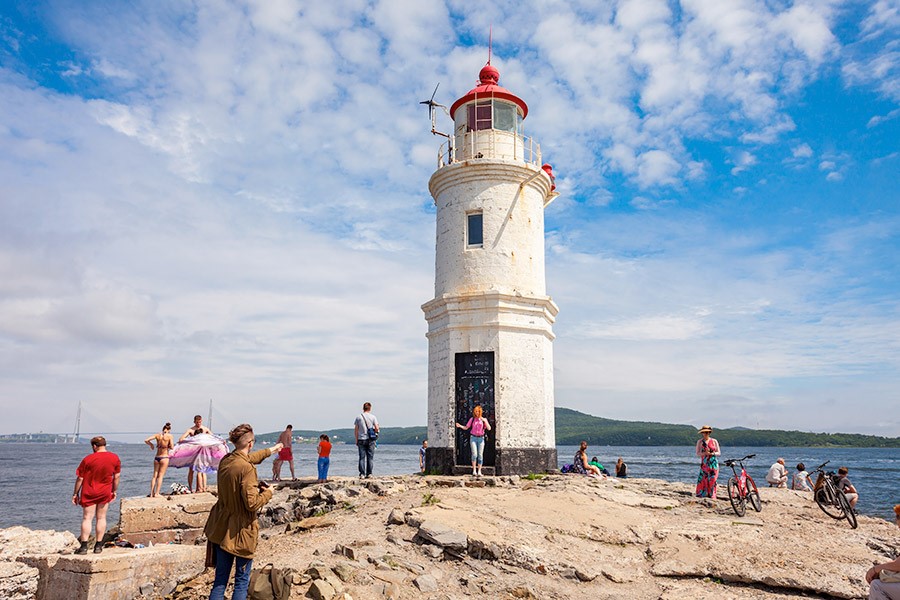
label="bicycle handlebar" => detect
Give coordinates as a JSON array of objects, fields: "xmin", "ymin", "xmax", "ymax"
[
  {"xmin": 812, "ymin": 460, "xmax": 830, "ymax": 472},
  {"xmin": 722, "ymin": 453, "xmax": 756, "ymax": 467}
]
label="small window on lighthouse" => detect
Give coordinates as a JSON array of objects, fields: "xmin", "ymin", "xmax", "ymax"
[
  {"xmin": 467, "ymin": 101, "xmax": 493, "ymax": 131},
  {"xmin": 493, "ymin": 101, "xmax": 517, "ymax": 132},
  {"xmin": 467, "ymin": 212, "xmax": 483, "ymax": 247}
]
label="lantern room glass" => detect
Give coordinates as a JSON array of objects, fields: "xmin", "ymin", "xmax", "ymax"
[{"xmin": 455, "ymin": 99, "xmax": 522, "ymax": 135}]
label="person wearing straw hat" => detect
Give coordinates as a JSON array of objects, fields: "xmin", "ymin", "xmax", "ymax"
[{"xmin": 695, "ymin": 425, "xmax": 720, "ymax": 499}]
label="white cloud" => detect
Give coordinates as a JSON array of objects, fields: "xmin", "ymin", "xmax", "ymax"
[
  {"xmin": 792, "ymin": 143, "xmax": 814, "ymax": 158},
  {"xmin": 730, "ymin": 150, "xmax": 757, "ymax": 174},
  {"xmin": 867, "ymin": 107, "xmax": 900, "ymax": 127},
  {"xmin": 636, "ymin": 149, "xmax": 680, "ymax": 187}
]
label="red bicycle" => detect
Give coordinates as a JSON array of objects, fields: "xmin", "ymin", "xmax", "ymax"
[{"xmin": 723, "ymin": 454, "xmax": 762, "ymax": 517}]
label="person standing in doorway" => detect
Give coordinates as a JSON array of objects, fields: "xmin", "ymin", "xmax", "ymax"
[
  {"xmin": 316, "ymin": 434, "xmax": 331, "ymax": 483},
  {"xmin": 72, "ymin": 436, "xmax": 121, "ymax": 554},
  {"xmin": 695, "ymin": 425, "xmax": 720, "ymax": 499},
  {"xmin": 204, "ymin": 424, "xmax": 282, "ymax": 600},
  {"xmin": 456, "ymin": 405, "xmax": 491, "ymax": 477},
  {"xmin": 272, "ymin": 425, "xmax": 295, "ymax": 481},
  {"xmin": 180, "ymin": 415, "xmax": 211, "ymax": 492},
  {"xmin": 354, "ymin": 403, "xmax": 379, "ymax": 479}
]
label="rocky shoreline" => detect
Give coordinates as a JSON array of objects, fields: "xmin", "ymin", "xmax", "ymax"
[{"xmin": 2, "ymin": 474, "xmax": 897, "ymax": 599}]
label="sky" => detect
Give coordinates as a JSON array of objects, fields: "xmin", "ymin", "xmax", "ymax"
[{"xmin": 1, "ymin": 0, "xmax": 898, "ymax": 439}]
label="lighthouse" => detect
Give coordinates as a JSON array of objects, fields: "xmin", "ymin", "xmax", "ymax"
[{"xmin": 422, "ymin": 59, "xmax": 559, "ymax": 475}]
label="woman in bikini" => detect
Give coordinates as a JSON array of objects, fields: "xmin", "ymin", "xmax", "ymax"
[{"xmin": 144, "ymin": 423, "xmax": 173, "ymax": 497}]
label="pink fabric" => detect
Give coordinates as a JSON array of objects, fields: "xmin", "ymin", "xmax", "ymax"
[
  {"xmin": 169, "ymin": 433, "xmax": 228, "ymax": 473},
  {"xmin": 467, "ymin": 417, "xmax": 486, "ymax": 437}
]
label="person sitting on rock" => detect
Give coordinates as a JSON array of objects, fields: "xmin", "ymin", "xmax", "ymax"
[
  {"xmin": 835, "ymin": 466, "xmax": 858, "ymax": 511},
  {"xmin": 573, "ymin": 441, "xmax": 603, "ymax": 477},
  {"xmin": 791, "ymin": 462, "xmax": 813, "ymax": 491},
  {"xmin": 616, "ymin": 457, "xmax": 628, "ymax": 478},
  {"xmin": 589, "ymin": 456, "xmax": 610, "ymax": 476},
  {"xmin": 866, "ymin": 504, "xmax": 900, "ymax": 599},
  {"xmin": 766, "ymin": 458, "xmax": 789, "ymax": 487}
]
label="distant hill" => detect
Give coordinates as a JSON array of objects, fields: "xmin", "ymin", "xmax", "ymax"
[
  {"xmin": 553, "ymin": 407, "xmax": 900, "ymax": 447},
  {"xmin": 258, "ymin": 407, "xmax": 900, "ymax": 448},
  {"xmin": 255, "ymin": 426, "xmax": 426, "ymax": 446}
]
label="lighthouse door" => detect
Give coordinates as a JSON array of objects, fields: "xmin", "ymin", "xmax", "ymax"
[{"xmin": 454, "ymin": 352, "xmax": 496, "ymax": 468}]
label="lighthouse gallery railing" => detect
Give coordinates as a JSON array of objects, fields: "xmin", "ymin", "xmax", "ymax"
[{"xmin": 437, "ymin": 129, "xmax": 542, "ymax": 169}]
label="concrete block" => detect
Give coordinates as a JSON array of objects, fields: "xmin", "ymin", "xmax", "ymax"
[
  {"xmin": 120, "ymin": 494, "xmax": 215, "ymax": 532},
  {"xmin": 22, "ymin": 544, "xmax": 204, "ymax": 600}
]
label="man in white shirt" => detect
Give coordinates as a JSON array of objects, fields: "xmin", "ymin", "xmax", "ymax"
[
  {"xmin": 766, "ymin": 458, "xmax": 788, "ymax": 487},
  {"xmin": 353, "ymin": 403, "xmax": 379, "ymax": 479}
]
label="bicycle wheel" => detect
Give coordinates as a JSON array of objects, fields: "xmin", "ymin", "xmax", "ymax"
[
  {"xmin": 836, "ymin": 491, "xmax": 858, "ymax": 529},
  {"xmin": 815, "ymin": 485, "xmax": 844, "ymax": 519},
  {"xmin": 745, "ymin": 475, "xmax": 762, "ymax": 512},
  {"xmin": 728, "ymin": 477, "xmax": 746, "ymax": 517}
]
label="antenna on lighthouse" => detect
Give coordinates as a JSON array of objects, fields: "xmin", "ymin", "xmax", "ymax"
[
  {"xmin": 420, "ymin": 83, "xmax": 450, "ymax": 139},
  {"xmin": 488, "ymin": 24, "xmax": 492, "ymax": 64}
]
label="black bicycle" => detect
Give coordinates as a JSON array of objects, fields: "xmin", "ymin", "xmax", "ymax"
[
  {"xmin": 811, "ymin": 461, "xmax": 857, "ymax": 529},
  {"xmin": 723, "ymin": 454, "xmax": 762, "ymax": 517}
]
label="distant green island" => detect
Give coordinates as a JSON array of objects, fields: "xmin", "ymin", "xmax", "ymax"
[
  {"xmin": 254, "ymin": 407, "xmax": 900, "ymax": 448},
  {"xmin": 3, "ymin": 408, "xmax": 896, "ymax": 447}
]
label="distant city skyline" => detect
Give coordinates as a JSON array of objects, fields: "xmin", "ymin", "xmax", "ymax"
[{"xmin": 0, "ymin": 1, "xmax": 898, "ymax": 437}]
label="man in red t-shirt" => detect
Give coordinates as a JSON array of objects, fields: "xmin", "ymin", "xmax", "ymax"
[{"xmin": 72, "ymin": 436, "xmax": 121, "ymax": 554}]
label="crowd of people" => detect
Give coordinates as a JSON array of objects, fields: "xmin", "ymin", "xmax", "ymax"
[
  {"xmin": 71, "ymin": 403, "xmax": 383, "ymax": 599},
  {"xmin": 71, "ymin": 412, "xmax": 897, "ymax": 600},
  {"xmin": 691, "ymin": 425, "xmax": 861, "ymax": 513}
]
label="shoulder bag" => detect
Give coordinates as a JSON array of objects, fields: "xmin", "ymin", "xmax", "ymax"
[{"xmin": 361, "ymin": 414, "xmax": 378, "ymax": 442}]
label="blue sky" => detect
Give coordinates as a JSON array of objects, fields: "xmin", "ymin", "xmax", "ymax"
[{"xmin": 1, "ymin": 0, "xmax": 898, "ymax": 438}]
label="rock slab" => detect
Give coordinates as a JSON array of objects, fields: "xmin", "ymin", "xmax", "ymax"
[{"xmin": 22, "ymin": 544, "xmax": 204, "ymax": 600}]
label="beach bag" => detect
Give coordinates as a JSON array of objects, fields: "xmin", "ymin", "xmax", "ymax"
[
  {"xmin": 361, "ymin": 414, "xmax": 378, "ymax": 441},
  {"xmin": 248, "ymin": 563, "xmax": 292, "ymax": 600},
  {"xmin": 560, "ymin": 464, "xmax": 574, "ymax": 473},
  {"xmin": 881, "ymin": 569, "xmax": 900, "ymax": 583},
  {"xmin": 170, "ymin": 482, "xmax": 191, "ymax": 495}
]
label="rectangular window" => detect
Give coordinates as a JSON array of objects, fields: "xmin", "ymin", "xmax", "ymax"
[
  {"xmin": 467, "ymin": 101, "xmax": 493, "ymax": 131},
  {"xmin": 493, "ymin": 101, "xmax": 516, "ymax": 132},
  {"xmin": 467, "ymin": 212, "xmax": 483, "ymax": 247}
]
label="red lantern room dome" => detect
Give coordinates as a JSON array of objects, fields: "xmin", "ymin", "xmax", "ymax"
[{"xmin": 449, "ymin": 63, "xmax": 528, "ymax": 121}]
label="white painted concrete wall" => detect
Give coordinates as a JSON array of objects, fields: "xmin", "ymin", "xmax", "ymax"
[
  {"xmin": 430, "ymin": 161, "xmax": 549, "ymax": 298},
  {"xmin": 424, "ymin": 157, "xmax": 557, "ymax": 455}
]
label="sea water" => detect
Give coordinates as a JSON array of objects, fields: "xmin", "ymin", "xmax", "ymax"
[{"xmin": 0, "ymin": 443, "xmax": 896, "ymax": 534}]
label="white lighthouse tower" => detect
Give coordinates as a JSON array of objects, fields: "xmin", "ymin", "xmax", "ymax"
[{"xmin": 422, "ymin": 58, "xmax": 559, "ymax": 475}]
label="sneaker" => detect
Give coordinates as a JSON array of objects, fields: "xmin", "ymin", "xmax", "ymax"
[
  {"xmin": 75, "ymin": 542, "xmax": 88, "ymax": 555},
  {"xmin": 93, "ymin": 544, "xmax": 103, "ymax": 554}
]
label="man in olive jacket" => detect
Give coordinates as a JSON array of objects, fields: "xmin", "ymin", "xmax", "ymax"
[{"xmin": 204, "ymin": 424, "xmax": 282, "ymax": 600}]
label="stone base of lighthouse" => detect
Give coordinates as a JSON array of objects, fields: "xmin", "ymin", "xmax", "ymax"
[{"xmin": 422, "ymin": 291, "xmax": 558, "ymax": 476}]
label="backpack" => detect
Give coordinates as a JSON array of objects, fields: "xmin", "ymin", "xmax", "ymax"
[
  {"xmin": 560, "ymin": 464, "xmax": 574, "ymax": 473},
  {"xmin": 248, "ymin": 563, "xmax": 292, "ymax": 600}
]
